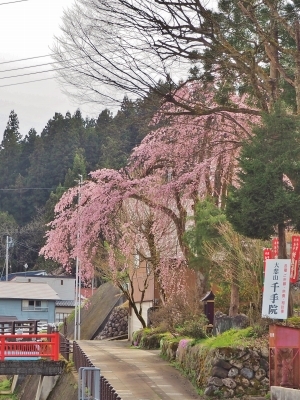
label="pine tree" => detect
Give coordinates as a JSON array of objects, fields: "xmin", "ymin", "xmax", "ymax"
[
  {"xmin": 0, "ymin": 110, "xmax": 22, "ymax": 187},
  {"xmin": 226, "ymin": 103, "xmax": 300, "ymax": 258}
]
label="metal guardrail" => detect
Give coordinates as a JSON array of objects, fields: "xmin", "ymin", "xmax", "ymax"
[
  {"xmin": 59, "ymin": 332, "xmax": 71, "ymax": 361},
  {"xmin": 79, "ymin": 367, "xmax": 100, "ymax": 400},
  {"xmin": 73, "ymin": 342, "xmax": 122, "ymax": 400}
]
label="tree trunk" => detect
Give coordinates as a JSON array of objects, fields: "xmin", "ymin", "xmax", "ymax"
[
  {"xmin": 268, "ymin": 19, "xmax": 279, "ymax": 106},
  {"xmin": 295, "ymin": 20, "xmax": 300, "ymax": 114},
  {"xmin": 278, "ymin": 222, "xmax": 287, "ymax": 259},
  {"xmin": 128, "ymin": 297, "xmax": 147, "ymax": 328},
  {"xmin": 229, "ymin": 281, "xmax": 239, "ymax": 317}
]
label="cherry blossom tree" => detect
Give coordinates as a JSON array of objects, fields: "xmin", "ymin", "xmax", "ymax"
[{"xmin": 41, "ymin": 82, "xmax": 258, "ymax": 320}]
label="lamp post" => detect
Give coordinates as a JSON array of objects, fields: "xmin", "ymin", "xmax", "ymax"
[{"xmin": 24, "ymin": 263, "xmax": 28, "ymax": 277}]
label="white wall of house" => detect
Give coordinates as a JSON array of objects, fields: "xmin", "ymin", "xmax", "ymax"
[
  {"xmin": 13, "ymin": 276, "xmax": 75, "ymax": 301},
  {"xmin": 129, "ymin": 300, "xmax": 152, "ymax": 341}
]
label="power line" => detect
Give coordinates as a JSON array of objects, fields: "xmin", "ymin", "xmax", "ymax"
[
  {"xmin": 0, "ymin": 0, "xmax": 29, "ymax": 5},
  {"xmin": 0, "ymin": 76, "xmax": 55, "ymax": 88},
  {"xmin": 0, "ymin": 60, "xmax": 60, "ymax": 73},
  {"xmin": 0, "ymin": 66, "xmax": 67, "ymax": 80},
  {"xmin": 0, "ymin": 53, "xmax": 56, "ymax": 65},
  {"xmin": 0, "ymin": 54, "xmax": 86, "ymax": 73},
  {"xmin": 0, "ymin": 187, "xmax": 71, "ymax": 191}
]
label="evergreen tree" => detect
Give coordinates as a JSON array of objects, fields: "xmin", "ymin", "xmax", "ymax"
[
  {"xmin": 226, "ymin": 104, "xmax": 300, "ymax": 258},
  {"xmin": 0, "ymin": 110, "xmax": 22, "ymax": 188},
  {"xmin": 0, "ymin": 211, "xmax": 18, "ymax": 275},
  {"xmin": 19, "ymin": 128, "xmax": 38, "ymax": 173},
  {"xmin": 63, "ymin": 149, "xmax": 87, "ymax": 190},
  {"xmin": 185, "ymin": 198, "xmax": 227, "ymax": 273}
]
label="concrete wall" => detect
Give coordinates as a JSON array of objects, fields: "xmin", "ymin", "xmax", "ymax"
[
  {"xmin": 17, "ymin": 371, "xmax": 78, "ymax": 400},
  {"xmin": 129, "ymin": 300, "xmax": 152, "ymax": 340},
  {"xmin": 271, "ymin": 386, "xmax": 300, "ymax": 399},
  {"xmin": 0, "ymin": 298, "xmax": 56, "ymax": 323}
]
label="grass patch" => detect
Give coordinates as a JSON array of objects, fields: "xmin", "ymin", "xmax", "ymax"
[
  {"xmin": 198, "ymin": 327, "xmax": 260, "ymax": 348},
  {"xmin": 135, "ymin": 326, "xmax": 269, "ymax": 350},
  {"xmin": 0, "ymin": 379, "xmax": 11, "ymax": 391}
]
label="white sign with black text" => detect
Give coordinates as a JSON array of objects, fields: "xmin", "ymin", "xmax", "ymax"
[{"xmin": 262, "ymin": 259, "xmax": 290, "ymax": 319}]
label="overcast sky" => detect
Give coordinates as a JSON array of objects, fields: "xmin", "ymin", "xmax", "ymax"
[{"xmin": 0, "ymin": 0, "xmax": 102, "ymax": 139}]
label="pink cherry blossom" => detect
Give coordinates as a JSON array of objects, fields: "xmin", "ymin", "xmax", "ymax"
[{"xmin": 41, "ymin": 81, "xmax": 260, "ymax": 302}]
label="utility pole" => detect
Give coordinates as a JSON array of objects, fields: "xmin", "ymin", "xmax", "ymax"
[
  {"xmin": 74, "ymin": 175, "xmax": 83, "ymax": 341},
  {"xmin": 5, "ymin": 236, "xmax": 9, "ymax": 281}
]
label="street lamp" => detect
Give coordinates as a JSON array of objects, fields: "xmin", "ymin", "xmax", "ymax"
[{"xmin": 24, "ymin": 263, "xmax": 28, "ymax": 277}]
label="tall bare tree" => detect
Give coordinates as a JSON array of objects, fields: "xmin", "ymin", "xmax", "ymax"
[{"xmin": 53, "ymin": 0, "xmax": 300, "ymax": 116}]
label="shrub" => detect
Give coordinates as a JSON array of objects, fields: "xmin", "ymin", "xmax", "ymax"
[
  {"xmin": 149, "ymin": 289, "xmax": 205, "ymax": 337},
  {"xmin": 176, "ymin": 315, "xmax": 208, "ymax": 338}
]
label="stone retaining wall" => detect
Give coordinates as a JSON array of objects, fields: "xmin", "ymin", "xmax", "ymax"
[
  {"xmin": 95, "ymin": 305, "xmax": 128, "ymax": 339},
  {"xmin": 161, "ymin": 339, "xmax": 269, "ymax": 398}
]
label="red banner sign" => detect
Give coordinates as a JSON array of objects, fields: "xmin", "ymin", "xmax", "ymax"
[
  {"xmin": 272, "ymin": 238, "xmax": 279, "ymax": 259},
  {"xmin": 290, "ymin": 235, "xmax": 300, "ymax": 283},
  {"xmin": 263, "ymin": 248, "xmax": 273, "ymax": 272}
]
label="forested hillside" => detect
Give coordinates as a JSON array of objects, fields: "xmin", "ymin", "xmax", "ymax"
[{"xmin": 0, "ymin": 93, "xmax": 159, "ymax": 275}]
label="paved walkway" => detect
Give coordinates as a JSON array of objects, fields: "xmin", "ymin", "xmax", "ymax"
[{"xmin": 77, "ymin": 339, "xmax": 203, "ymax": 400}]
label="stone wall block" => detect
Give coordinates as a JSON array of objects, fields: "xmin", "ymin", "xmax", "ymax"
[
  {"xmin": 259, "ymin": 357, "xmax": 269, "ymax": 371},
  {"xmin": 260, "ymin": 347, "xmax": 269, "ymax": 358},
  {"xmin": 230, "ymin": 361, "xmax": 243, "ymax": 369},
  {"xmin": 235, "ymin": 385, "xmax": 245, "ymax": 396},
  {"xmin": 234, "ymin": 349, "xmax": 247, "ymax": 359},
  {"xmin": 252, "ymin": 363, "xmax": 260, "ymax": 371},
  {"xmin": 211, "ymin": 366, "xmax": 228, "ymax": 379},
  {"xmin": 207, "ymin": 377, "xmax": 223, "ymax": 387},
  {"xmin": 213, "ymin": 359, "xmax": 232, "ymax": 370},
  {"xmin": 241, "ymin": 377, "xmax": 250, "ymax": 387},
  {"xmin": 204, "ymin": 385, "xmax": 218, "ymax": 396},
  {"xmin": 228, "ymin": 367, "xmax": 239, "ymax": 378},
  {"xmin": 241, "ymin": 353, "xmax": 251, "ymax": 361},
  {"xmin": 222, "ymin": 389, "xmax": 234, "ymax": 398},
  {"xmin": 255, "ymin": 368, "xmax": 267, "ymax": 380},
  {"xmin": 222, "ymin": 378, "xmax": 237, "ymax": 389},
  {"xmin": 240, "ymin": 367, "xmax": 254, "ymax": 379},
  {"xmin": 261, "ymin": 377, "xmax": 269, "ymax": 386}
]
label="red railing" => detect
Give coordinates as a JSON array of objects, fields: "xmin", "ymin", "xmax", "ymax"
[{"xmin": 0, "ymin": 332, "xmax": 60, "ymax": 361}]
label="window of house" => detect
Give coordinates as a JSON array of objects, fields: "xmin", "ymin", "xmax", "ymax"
[
  {"xmin": 55, "ymin": 312, "xmax": 70, "ymax": 323},
  {"xmin": 61, "ymin": 280, "xmax": 63, "ymax": 285},
  {"xmin": 22, "ymin": 300, "xmax": 48, "ymax": 311}
]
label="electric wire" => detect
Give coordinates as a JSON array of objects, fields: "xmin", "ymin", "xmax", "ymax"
[
  {"xmin": 0, "ymin": 53, "xmax": 59, "ymax": 65},
  {"xmin": 0, "ymin": 186, "xmax": 71, "ymax": 191},
  {"xmin": 0, "ymin": 76, "xmax": 56, "ymax": 88},
  {"xmin": 0, "ymin": 66, "xmax": 67, "ymax": 80},
  {"xmin": 0, "ymin": 0, "xmax": 29, "ymax": 5},
  {"xmin": 0, "ymin": 58, "xmax": 79, "ymax": 73}
]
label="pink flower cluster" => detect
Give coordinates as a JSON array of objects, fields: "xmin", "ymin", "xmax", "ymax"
[{"xmin": 40, "ymin": 81, "xmax": 259, "ymax": 298}]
